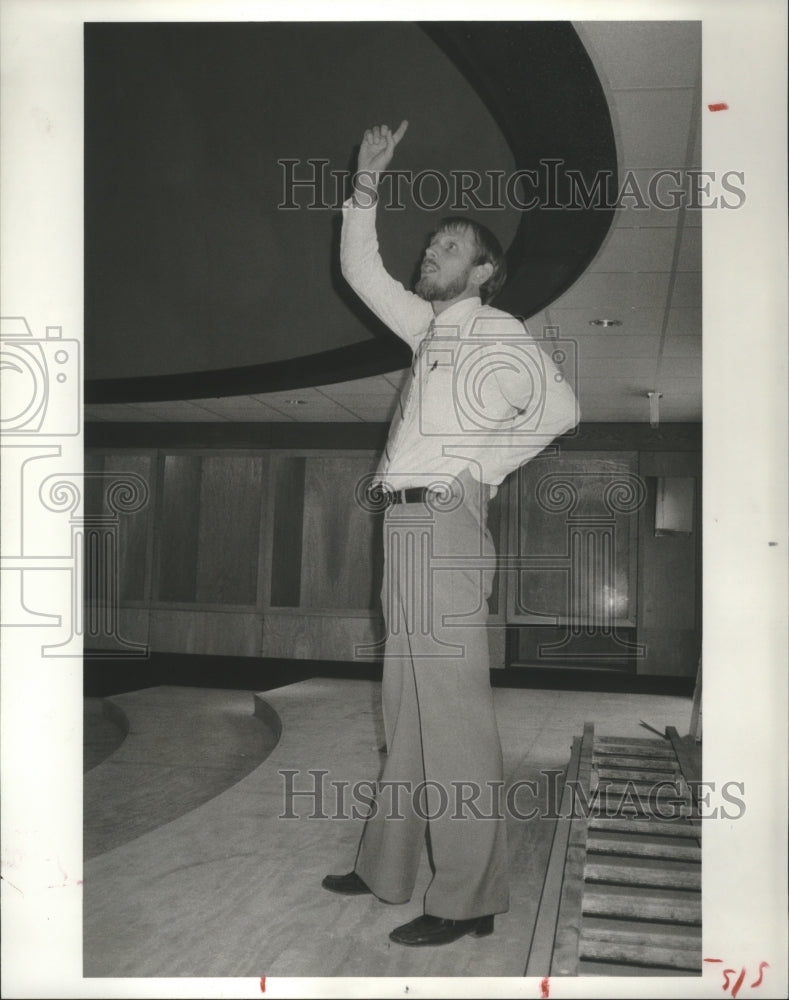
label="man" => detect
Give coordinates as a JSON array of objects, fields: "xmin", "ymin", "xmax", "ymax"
[{"xmin": 322, "ymin": 122, "xmax": 579, "ymax": 947}]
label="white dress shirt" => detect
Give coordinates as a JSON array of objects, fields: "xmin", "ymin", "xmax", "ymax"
[{"xmin": 341, "ymin": 197, "xmax": 580, "ymax": 492}]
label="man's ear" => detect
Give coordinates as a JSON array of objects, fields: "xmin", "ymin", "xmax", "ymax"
[{"xmin": 471, "ymin": 261, "xmax": 494, "ymax": 289}]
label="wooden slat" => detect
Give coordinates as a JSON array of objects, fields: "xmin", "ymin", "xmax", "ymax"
[
  {"xmin": 580, "ymin": 926, "xmax": 700, "ymax": 951},
  {"xmin": 585, "ymin": 862, "xmax": 701, "ymax": 891},
  {"xmin": 593, "ymin": 753, "xmax": 677, "ymax": 770},
  {"xmin": 689, "ymin": 656, "xmax": 702, "ymax": 742},
  {"xmin": 590, "ymin": 785, "xmax": 692, "ymax": 816},
  {"xmin": 524, "ymin": 738, "xmax": 582, "ymax": 977},
  {"xmin": 593, "ymin": 778, "xmax": 680, "ymax": 793},
  {"xmin": 595, "ymin": 764, "xmax": 677, "ymax": 781},
  {"xmin": 594, "ymin": 743, "xmax": 675, "ymax": 760},
  {"xmin": 550, "ymin": 722, "xmax": 595, "ymax": 977},
  {"xmin": 579, "ymin": 938, "xmax": 701, "ymax": 972},
  {"xmin": 597, "ymin": 736, "xmax": 670, "ymax": 747},
  {"xmin": 586, "ymin": 837, "xmax": 701, "ymax": 863},
  {"xmin": 588, "ymin": 816, "xmax": 701, "ymax": 839},
  {"xmin": 583, "ymin": 891, "xmax": 701, "ymax": 924},
  {"xmin": 667, "ymin": 726, "xmax": 702, "ymax": 789},
  {"xmin": 586, "ymin": 798, "xmax": 654, "ymax": 818},
  {"xmin": 538, "ymin": 724, "xmax": 704, "ymax": 976}
]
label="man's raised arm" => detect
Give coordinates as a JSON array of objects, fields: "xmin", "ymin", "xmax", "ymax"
[{"xmin": 340, "ymin": 121, "xmax": 433, "ymax": 347}]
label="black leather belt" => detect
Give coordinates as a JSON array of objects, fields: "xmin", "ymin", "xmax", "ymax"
[{"xmin": 383, "ymin": 487, "xmax": 436, "ymax": 506}]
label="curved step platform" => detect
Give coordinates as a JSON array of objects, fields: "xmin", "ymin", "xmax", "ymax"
[{"xmin": 84, "ymin": 686, "xmax": 280, "ymax": 858}]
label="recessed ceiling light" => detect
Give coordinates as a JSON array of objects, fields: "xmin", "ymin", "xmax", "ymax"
[
  {"xmin": 285, "ymin": 399, "xmax": 308, "ymax": 405},
  {"xmin": 589, "ymin": 318, "xmax": 622, "ymax": 327}
]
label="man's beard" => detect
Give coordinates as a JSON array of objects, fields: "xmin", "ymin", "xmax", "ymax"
[{"xmin": 415, "ymin": 269, "xmax": 470, "ymax": 302}]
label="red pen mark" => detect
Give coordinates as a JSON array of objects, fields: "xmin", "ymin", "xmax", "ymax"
[
  {"xmin": 708, "ymin": 102, "xmax": 729, "ymax": 112},
  {"xmin": 707, "ymin": 960, "xmax": 770, "ymax": 997},
  {"xmin": 732, "ymin": 969, "xmax": 747, "ymax": 998},
  {"xmin": 259, "ymin": 976, "xmax": 266, "ymax": 992},
  {"xmin": 750, "ymin": 961, "xmax": 769, "ymax": 988},
  {"xmin": 540, "ymin": 976, "xmax": 550, "ymax": 998}
]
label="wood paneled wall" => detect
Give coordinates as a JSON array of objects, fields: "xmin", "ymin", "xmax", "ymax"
[
  {"xmin": 83, "ymin": 448, "xmax": 398, "ymax": 663},
  {"xmin": 635, "ymin": 451, "xmax": 702, "ymax": 677},
  {"xmin": 84, "ymin": 423, "xmax": 700, "ymax": 676},
  {"xmin": 501, "ymin": 442, "xmax": 701, "ymax": 678}
]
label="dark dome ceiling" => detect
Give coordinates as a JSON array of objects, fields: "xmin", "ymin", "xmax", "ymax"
[{"xmin": 85, "ymin": 21, "xmax": 616, "ymax": 403}]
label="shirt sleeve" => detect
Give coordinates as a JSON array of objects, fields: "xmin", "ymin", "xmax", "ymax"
[{"xmin": 340, "ymin": 196, "xmax": 434, "ymax": 350}]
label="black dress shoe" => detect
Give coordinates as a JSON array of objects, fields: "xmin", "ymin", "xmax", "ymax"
[
  {"xmin": 321, "ymin": 871, "xmax": 372, "ymax": 895},
  {"xmin": 389, "ymin": 913, "xmax": 494, "ymax": 946}
]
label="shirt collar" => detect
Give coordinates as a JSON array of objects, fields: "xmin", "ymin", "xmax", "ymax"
[{"xmin": 431, "ymin": 296, "xmax": 482, "ymax": 329}]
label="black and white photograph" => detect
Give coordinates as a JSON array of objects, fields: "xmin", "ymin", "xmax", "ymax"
[{"xmin": 1, "ymin": 2, "xmax": 787, "ymax": 998}]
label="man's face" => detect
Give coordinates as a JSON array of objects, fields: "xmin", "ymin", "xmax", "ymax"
[{"xmin": 415, "ymin": 226, "xmax": 480, "ymax": 303}]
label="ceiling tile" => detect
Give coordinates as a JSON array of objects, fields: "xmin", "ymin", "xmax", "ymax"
[
  {"xmin": 676, "ymin": 226, "xmax": 701, "ymax": 271},
  {"xmin": 576, "ymin": 21, "xmax": 700, "ymax": 91},
  {"xmin": 607, "ymin": 169, "xmax": 703, "ymax": 229},
  {"xmin": 658, "ymin": 378, "xmax": 701, "ymax": 395},
  {"xmin": 590, "ymin": 226, "xmax": 676, "ymax": 273},
  {"xmin": 315, "ymin": 390, "xmax": 399, "ymax": 420},
  {"xmin": 670, "ymin": 271, "xmax": 702, "ymax": 307},
  {"xmin": 577, "ymin": 336, "xmax": 660, "ymax": 360},
  {"xmin": 665, "ymin": 308, "xmax": 702, "ymax": 337},
  {"xmin": 579, "ymin": 376, "xmax": 661, "ymax": 394},
  {"xmin": 128, "ymin": 401, "xmax": 224, "ymax": 422},
  {"xmin": 659, "ymin": 357, "xmax": 702, "ymax": 379},
  {"xmin": 555, "ymin": 272, "xmax": 670, "ymax": 310},
  {"xmin": 83, "ymin": 403, "xmax": 159, "ymax": 422},
  {"xmin": 688, "ymin": 117, "xmax": 701, "ymax": 169},
  {"xmin": 190, "ymin": 396, "xmax": 294, "ymax": 420},
  {"xmin": 549, "ymin": 307, "xmax": 666, "ymax": 339},
  {"xmin": 663, "ymin": 336, "xmax": 702, "ymax": 357},
  {"xmin": 575, "ymin": 398, "xmax": 654, "ymax": 422},
  {"xmin": 383, "ymin": 370, "xmax": 410, "ymax": 390},
  {"xmin": 653, "ymin": 398, "xmax": 703, "ymax": 420},
  {"xmin": 612, "ymin": 89, "xmax": 696, "ymax": 170},
  {"xmin": 340, "ymin": 404, "xmax": 398, "ymax": 422},
  {"xmin": 316, "ymin": 374, "xmax": 397, "ymax": 397},
  {"xmin": 260, "ymin": 397, "xmax": 364, "ymax": 421},
  {"xmin": 582, "ymin": 358, "xmax": 658, "ymax": 379}
]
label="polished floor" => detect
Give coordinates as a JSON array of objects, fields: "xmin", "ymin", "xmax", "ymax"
[{"xmin": 83, "ymin": 677, "xmax": 693, "ymax": 980}]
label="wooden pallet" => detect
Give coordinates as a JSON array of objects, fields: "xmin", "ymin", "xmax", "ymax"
[{"xmin": 525, "ymin": 723, "xmax": 702, "ymax": 977}]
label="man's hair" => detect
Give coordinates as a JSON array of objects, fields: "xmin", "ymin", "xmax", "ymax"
[{"xmin": 434, "ymin": 217, "xmax": 508, "ymax": 304}]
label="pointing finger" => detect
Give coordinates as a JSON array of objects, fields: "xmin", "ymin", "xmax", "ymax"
[{"xmin": 392, "ymin": 120, "xmax": 409, "ymax": 144}]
